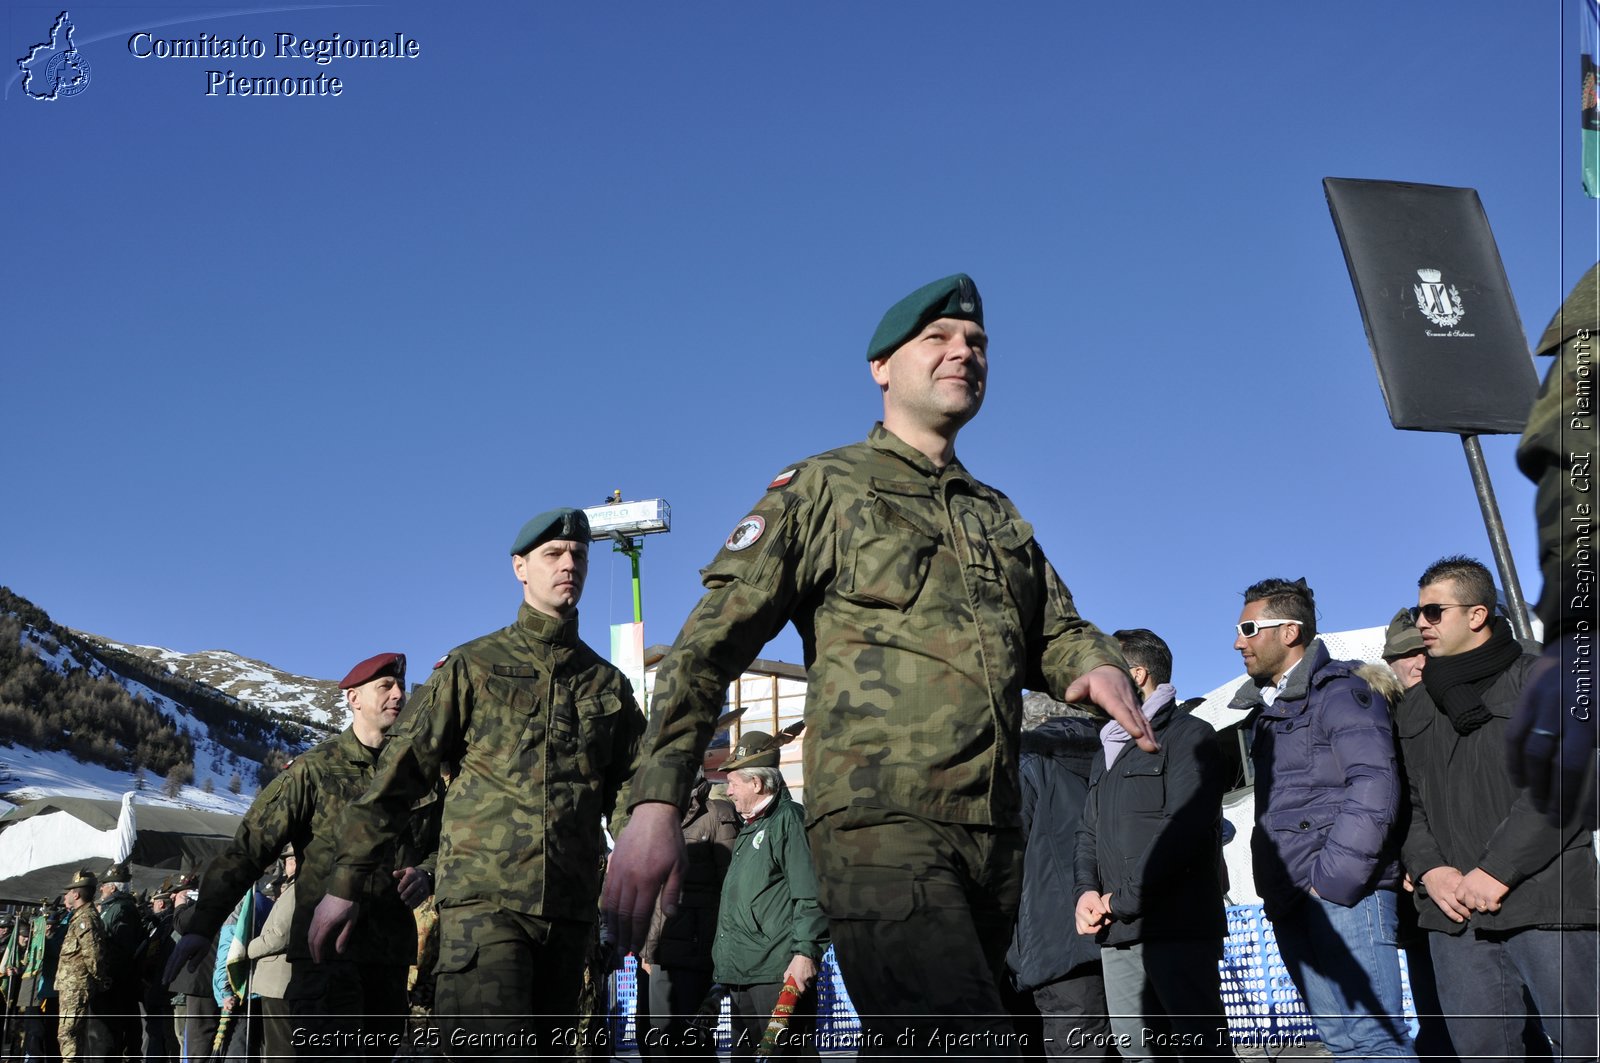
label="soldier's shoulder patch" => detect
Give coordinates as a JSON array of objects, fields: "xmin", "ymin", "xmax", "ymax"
[
  {"xmin": 767, "ymin": 466, "xmax": 800, "ymax": 490},
  {"xmin": 433, "ymin": 653, "xmax": 449, "ymax": 670},
  {"xmin": 725, "ymin": 514, "xmax": 766, "ymax": 552}
]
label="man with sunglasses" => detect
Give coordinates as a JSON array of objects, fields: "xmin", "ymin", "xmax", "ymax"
[
  {"xmin": 1226, "ymin": 578, "xmax": 1411, "ymax": 1061},
  {"xmin": 1397, "ymin": 555, "xmax": 1598, "ymax": 1061}
]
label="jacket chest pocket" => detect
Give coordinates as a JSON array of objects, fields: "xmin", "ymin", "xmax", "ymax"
[
  {"xmin": 840, "ymin": 489, "xmax": 939, "ymax": 610},
  {"xmin": 551, "ymin": 690, "xmax": 622, "ymax": 772},
  {"xmin": 1261, "ymin": 715, "xmax": 1321, "ymax": 779},
  {"xmin": 1116, "ymin": 761, "xmax": 1166, "ymax": 813},
  {"xmin": 477, "ymin": 665, "xmax": 545, "ymax": 763}
]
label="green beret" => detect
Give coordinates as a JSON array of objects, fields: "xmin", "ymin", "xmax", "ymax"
[
  {"xmin": 866, "ymin": 273, "xmax": 984, "ymax": 362},
  {"xmin": 510, "ymin": 508, "xmax": 590, "ymax": 556}
]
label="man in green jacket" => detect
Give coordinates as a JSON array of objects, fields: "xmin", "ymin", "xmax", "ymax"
[
  {"xmin": 713, "ymin": 732, "xmax": 827, "ymax": 1060},
  {"xmin": 606, "ymin": 274, "xmax": 1148, "ymax": 1052}
]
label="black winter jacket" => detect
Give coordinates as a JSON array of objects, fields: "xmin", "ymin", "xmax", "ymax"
[
  {"xmin": 1073, "ymin": 696, "xmax": 1228, "ymax": 949},
  {"xmin": 1006, "ymin": 715, "xmax": 1103, "ymax": 991},
  {"xmin": 1398, "ymin": 652, "xmax": 1599, "ymax": 934}
]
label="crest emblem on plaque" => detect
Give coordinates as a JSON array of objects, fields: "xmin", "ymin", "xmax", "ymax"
[{"xmin": 1413, "ymin": 268, "xmax": 1465, "ymax": 328}]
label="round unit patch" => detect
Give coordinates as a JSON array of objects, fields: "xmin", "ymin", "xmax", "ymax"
[{"xmin": 725, "ymin": 515, "xmax": 766, "ymax": 552}]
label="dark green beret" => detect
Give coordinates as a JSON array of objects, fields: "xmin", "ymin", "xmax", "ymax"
[
  {"xmin": 866, "ymin": 273, "xmax": 984, "ymax": 361},
  {"xmin": 510, "ymin": 507, "xmax": 590, "ymax": 556}
]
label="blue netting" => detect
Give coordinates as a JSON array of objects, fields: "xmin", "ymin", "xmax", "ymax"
[{"xmin": 611, "ymin": 907, "xmax": 1419, "ymax": 1049}]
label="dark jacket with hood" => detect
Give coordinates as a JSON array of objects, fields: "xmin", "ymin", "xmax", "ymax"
[
  {"xmin": 641, "ymin": 779, "xmax": 739, "ymax": 970},
  {"xmin": 1398, "ymin": 636, "xmax": 1599, "ymax": 934},
  {"xmin": 1007, "ymin": 713, "xmax": 1104, "ymax": 991},
  {"xmin": 1231, "ymin": 639, "xmax": 1403, "ymax": 920},
  {"xmin": 1073, "ymin": 694, "xmax": 1228, "ymax": 948}
]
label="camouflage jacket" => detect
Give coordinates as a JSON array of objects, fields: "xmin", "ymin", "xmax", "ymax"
[
  {"xmin": 1519, "ymin": 264, "xmax": 1596, "ymax": 641},
  {"xmin": 630, "ymin": 423, "xmax": 1126, "ymax": 827},
  {"xmin": 328, "ymin": 603, "xmax": 647, "ymax": 922},
  {"xmin": 188, "ymin": 726, "xmax": 440, "ymax": 965},
  {"xmin": 55, "ymin": 905, "xmax": 107, "ymax": 1006}
]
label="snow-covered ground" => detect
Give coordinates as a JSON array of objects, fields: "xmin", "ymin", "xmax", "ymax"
[
  {"xmin": 0, "ymin": 742, "xmax": 252, "ymax": 816},
  {"xmin": 6, "ymin": 624, "xmax": 320, "ymax": 812}
]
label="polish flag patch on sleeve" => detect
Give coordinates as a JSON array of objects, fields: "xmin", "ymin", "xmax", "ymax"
[{"xmin": 767, "ymin": 468, "xmax": 797, "ymax": 490}]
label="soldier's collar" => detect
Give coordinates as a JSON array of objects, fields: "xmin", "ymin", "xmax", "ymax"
[
  {"xmin": 867, "ymin": 422, "xmax": 972, "ymax": 484},
  {"xmin": 517, "ymin": 602, "xmax": 579, "ymax": 645},
  {"xmin": 335, "ymin": 726, "xmax": 383, "ymax": 763}
]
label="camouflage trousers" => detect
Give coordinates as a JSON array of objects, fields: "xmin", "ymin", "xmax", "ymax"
[
  {"xmin": 808, "ymin": 809, "xmax": 1025, "ymax": 1059},
  {"xmin": 432, "ymin": 902, "xmax": 594, "ymax": 1060},
  {"xmin": 56, "ymin": 994, "xmax": 105, "ymax": 1063}
]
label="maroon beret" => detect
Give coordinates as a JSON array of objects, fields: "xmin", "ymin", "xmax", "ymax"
[{"xmin": 339, "ymin": 652, "xmax": 406, "ymax": 690}]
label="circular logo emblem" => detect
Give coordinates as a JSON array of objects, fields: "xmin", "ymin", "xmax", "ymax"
[
  {"xmin": 46, "ymin": 51, "xmax": 91, "ymax": 98},
  {"xmin": 725, "ymin": 515, "xmax": 765, "ymax": 552}
]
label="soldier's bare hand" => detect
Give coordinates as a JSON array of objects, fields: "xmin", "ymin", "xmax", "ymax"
[
  {"xmin": 307, "ymin": 894, "xmax": 361, "ymax": 963},
  {"xmin": 602, "ymin": 801, "xmax": 687, "ymax": 955},
  {"xmin": 393, "ymin": 866, "xmax": 433, "ymax": 909},
  {"xmin": 1065, "ymin": 665, "xmax": 1157, "ymax": 752},
  {"xmin": 162, "ymin": 932, "xmax": 211, "ymax": 987}
]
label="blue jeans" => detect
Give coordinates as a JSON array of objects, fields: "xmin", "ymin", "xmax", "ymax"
[
  {"xmin": 1271, "ymin": 890, "xmax": 1412, "ymax": 1059},
  {"xmin": 1427, "ymin": 924, "xmax": 1599, "ymax": 1061}
]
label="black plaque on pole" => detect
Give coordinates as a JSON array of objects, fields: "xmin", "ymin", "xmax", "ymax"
[{"xmin": 1324, "ymin": 177, "xmax": 1538, "ymax": 434}]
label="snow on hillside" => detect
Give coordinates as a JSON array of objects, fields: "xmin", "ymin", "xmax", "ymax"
[
  {"xmin": 85, "ymin": 636, "xmax": 343, "ymax": 730},
  {"xmin": 0, "ymin": 743, "xmax": 252, "ymax": 815},
  {"xmin": 6, "ymin": 624, "xmax": 327, "ymax": 808}
]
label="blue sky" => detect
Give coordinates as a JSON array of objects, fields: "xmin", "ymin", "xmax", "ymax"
[{"xmin": 2, "ymin": 2, "xmax": 1591, "ymax": 702}]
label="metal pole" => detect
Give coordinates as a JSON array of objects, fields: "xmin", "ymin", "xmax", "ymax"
[
  {"xmin": 629, "ymin": 539, "xmax": 643, "ymax": 624},
  {"xmin": 1459, "ymin": 434, "xmax": 1534, "ymax": 643}
]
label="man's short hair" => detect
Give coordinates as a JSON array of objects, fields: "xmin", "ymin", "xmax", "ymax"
[
  {"xmin": 1112, "ymin": 628, "xmax": 1173, "ymax": 686},
  {"xmin": 1242, "ymin": 578, "xmax": 1317, "ymax": 641},
  {"xmin": 1418, "ymin": 554, "xmax": 1496, "ymax": 607},
  {"xmin": 730, "ymin": 765, "xmax": 785, "ymax": 795}
]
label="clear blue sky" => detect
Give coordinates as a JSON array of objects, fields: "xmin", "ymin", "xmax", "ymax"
[{"xmin": 2, "ymin": 2, "xmax": 1591, "ymax": 701}]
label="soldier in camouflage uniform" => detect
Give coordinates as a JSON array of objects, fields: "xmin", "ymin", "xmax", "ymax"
[
  {"xmin": 57, "ymin": 870, "xmax": 108, "ymax": 1063},
  {"xmin": 309, "ymin": 508, "xmax": 648, "ymax": 1059},
  {"xmin": 165, "ymin": 651, "xmax": 439, "ymax": 1060},
  {"xmin": 606, "ymin": 274, "xmax": 1149, "ymax": 1055},
  {"xmin": 1508, "ymin": 261, "xmax": 1600, "ymax": 829}
]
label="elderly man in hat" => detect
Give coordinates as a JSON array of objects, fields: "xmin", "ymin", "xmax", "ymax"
[
  {"xmin": 91, "ymin": 861, "xmax": 145, "ymax": 1061},
  {"xmin": 712, "ymin": 730, "xmax": 827, "ymax": 1060},
  {"xmin": 57, "ymin": 869, "xmax": 108, "ymax": 1063},
  {"xmin": 166, "ymin": 650, "xmax": 439, "ymax": 1060},
  {"xmin": 606, "ymin": 274, "xmax": 1147, "ymax": 1052},
  {"xmin": 308, "ymin": 507, "xmax": 648, "ymax": 1057}
]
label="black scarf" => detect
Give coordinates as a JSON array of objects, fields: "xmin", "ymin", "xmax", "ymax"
[{"xmin": 1420, "ymin": 619, "xmax": 1523, "ymax": 735}]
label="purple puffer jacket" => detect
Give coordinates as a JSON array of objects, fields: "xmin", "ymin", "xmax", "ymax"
[{"xmin": 1231, "ymin": 640, "xmax": 1403, "ymax": 920}]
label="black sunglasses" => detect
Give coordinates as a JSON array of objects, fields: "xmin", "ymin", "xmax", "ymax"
[{"xmin": 1409, "ymin": 603, "xmax": 1477, "ymax": 624}]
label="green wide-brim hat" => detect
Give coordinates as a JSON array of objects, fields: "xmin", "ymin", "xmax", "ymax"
[
  {"xmin": 510, "ymin": 508, "xmax": 590, "ymax": 556},
  {"xmin": 1382, "ymin": 608, "xmax": 1425, "ymax": 660},
  {"xmin": 722, "ymin": 730, "xmax": 781, "ymax": 771},
  {"xmin": 867, "ymin": 273, "xmax": 983, "ymax": 362}
]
